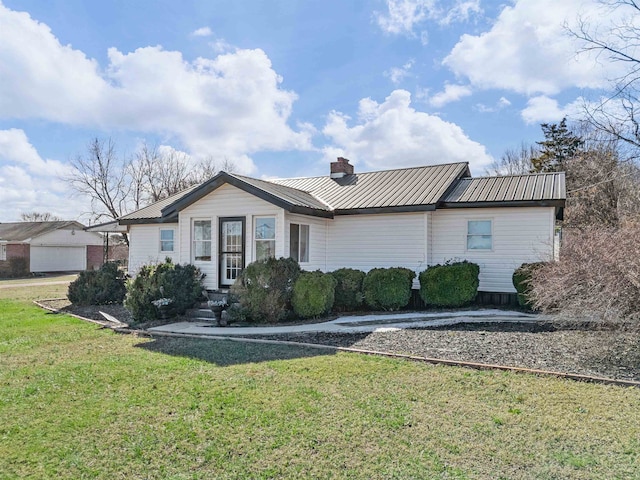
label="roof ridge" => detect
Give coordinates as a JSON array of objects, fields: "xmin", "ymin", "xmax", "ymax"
[
  {"xmin": 466, "ymin": 171, "xmax": 566, "ymax": 181},
  {"xmin": 270, "ymin": 161, "xmax": 469, "ymax": 182}
]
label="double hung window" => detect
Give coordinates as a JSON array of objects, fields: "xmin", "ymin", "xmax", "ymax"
[
  {"xmin": 467, "ymin": 220, "xmax": 492, "ymax": 250},
  {"xmin": 289, "ymin": 223, "xmax": 309, "ymax": 262}
]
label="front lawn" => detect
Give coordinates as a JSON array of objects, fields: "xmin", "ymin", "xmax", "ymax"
[{"xmin": 1, "ymin": 298, "xmax": 639, "ymax": 479}]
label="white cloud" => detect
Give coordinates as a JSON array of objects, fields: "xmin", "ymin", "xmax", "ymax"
[
  {"xmin": 375, "ymin": 0, "xmax": 482, "ymax": 36},
  {"xmin": 443, "ymin": 0, "xmax": 623, "ymax": 96},
  {"xmin": 429, "ymin": 83, "xmax": 473, "ymax": 107},
  {"xmin": 322, "ymin": 89, "xmax": 492, "ymax": 173},
  {"xmin": 474, "ymin": 96, "xmax": 511, "ymax": 113},
  {"xmin": 0, "ymin": 4, "xmax": 311, "ymax": 174},
  {"xmin": 520, "ymin": 95, "xmax": 584, "ymax": 124},
  {"xmin": 384, "ymin": 60, "xmax": 414, "ymax": 84},
  {"xmin": 0, "ymin": 130, "xmax": 84, "ymax": 221},
  {"xmin": 191, "ymin": 27, "xmax": 213, "ymax": 37}
]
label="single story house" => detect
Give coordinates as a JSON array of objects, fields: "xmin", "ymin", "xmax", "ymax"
[
  {"xmin": 0, "ymin": 221, "xmax": 104, "ymax": 273},
  {"xmin": 117, "ymin": 158, "xmax": 565, "ymax": 298}
]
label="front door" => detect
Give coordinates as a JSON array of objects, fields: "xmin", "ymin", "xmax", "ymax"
[{"xmin": 219, "ymin": 217, "xmax": 245, "ymax": 287}]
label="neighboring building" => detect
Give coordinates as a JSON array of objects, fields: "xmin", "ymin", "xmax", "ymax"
[
  {"xmin": 0, "ymin": 221, "xmax": 104, "ymax": 273},
  {"xmin": 117, "ymin": 159, "xmax": 565, "ymax": 296}
]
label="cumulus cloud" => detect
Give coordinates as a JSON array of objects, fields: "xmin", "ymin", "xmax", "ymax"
[
  {"xmin": 0, "ymin": 4, "xmax": 311, "ymax": 174},
  {"xmin": 375, "ymin": 0, "xmax": 481, "ymax": 36},
  {"xmin": 443, "ymin": 0, "xmax": 622, "ymax": 96},
  {"xmin": 429, "ymin": 83, "xmax": 473, "ymax": 107},
  {"xmin": 322, "ymin": 89, "xmax": 492, "ymax": 173},
  {"xmin": 384, "ymin": 60, "xmax": 414, "ymax": 84},
  {"xmin": 0, "ymin": 130, "xmax": 83, "ymax": 221},
  {"xmin": 520, "ymin": 95, "xmax": 584, "ymax": 124},
  {"xmin": 474, "ymin": 96, "xmax": 511, "ymax": 113}
]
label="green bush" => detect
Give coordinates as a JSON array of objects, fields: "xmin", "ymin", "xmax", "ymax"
[
  {"xmin": 513, "ymin": 262, "xmax": 546, "ymax": 309},
  {"xmin": 292, "ymin": 271, "xmax": 337, "ymax": 318},
  {"xmin": 0, "ymin": 257, "xmax": 29, "ymax": 278},
  {"xmin": 67, "ymin": 262, "xmax": 127, "ymax": 306},
  {"xmin": 331, "ymin": 268, "xmax": 365, "ymax": 312},
  {"xmin": 419, "ymin": 261, "xmax": 479, "ymax": 307},
  {"xmin": 363, "ymin": 267, "xmax": 415, "ymax": 311},
  {"xmin": 124, "ymin": 258, "xmax": 205, "ymax": 324},
  {"xmin": 230, "ymin": 257, "xmax": 301, "ymax": 323}
]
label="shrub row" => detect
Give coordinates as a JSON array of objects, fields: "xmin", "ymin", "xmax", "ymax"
[
  {"xmin": 0, "ymin": 257, "xmax": 29, "ymax": 279},
  {"xmin": 230, "ymin": 258, "xmax": 482, "ymax": 323}
]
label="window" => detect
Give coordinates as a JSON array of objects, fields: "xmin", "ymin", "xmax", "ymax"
[
  {"xmin": 289, "ymin": 223, "xmax": 309, "ymax": 262},
  {"xmin": 160, "ymin": 229, "xmax": 175, "ymax": 252},
  {"xmin": 193, "ymin": 220, "xmax": 212, "ymax": 261},
  {"xmin": 0, "ymin": 244, "xmax": 6, "ymax": 261},
  {"xmin": 467, "ymin": 220, "xmax": 492, "ymax": 250},
  {"xmin": 255, "ymin": 217, "xmax": 275, "ymax": 261}
]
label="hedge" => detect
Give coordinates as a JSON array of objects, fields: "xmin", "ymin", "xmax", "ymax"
[
  {"xmin": 363, "ymin": 267, "xmax": 415, "ymax": 311},
  {"xmin": 419, "ymin": 261, "xmax": 479, "ymax": 307},
  {"xmin": 292, "ymin": 270, "xmax": 337, "ymax": 318},
  {"xmin": 330, "ymin": 268, "xmax": 365, "ymax": 312}
]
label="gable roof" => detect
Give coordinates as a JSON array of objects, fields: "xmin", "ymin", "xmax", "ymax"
[
  {"xmin": 0, "ymin": 221, "xmax": 86, "ymax": 242},
  {"xmin": 272, "ymin": 162, "xmax": 471, "ymax": 214},
  {"xmin": 441, "ymin": 172, "xmax": 565, "ymax": 207},
  {"xmin": 116, "ymin": 162, "xmax": 566, "ymax": 225}
]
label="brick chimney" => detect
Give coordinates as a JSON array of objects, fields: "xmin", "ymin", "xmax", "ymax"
[{"xmin": 330, "ymin": 157, "xmax": 354, "ymax": 178}]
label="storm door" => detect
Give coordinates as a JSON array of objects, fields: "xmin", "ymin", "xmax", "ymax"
[{"xmin": 218, "ymin": 217, "xmax": 245, "ymax": 287}]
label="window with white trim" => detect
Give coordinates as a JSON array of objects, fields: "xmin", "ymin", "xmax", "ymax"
[
  {"xmin": 159, "ymin": 229, "xmax": 175, "ymax": 253},
  {"xmin": 193, "ymin": 220, "xmax": 212, "ymax": 261},
  {"xmin": 0, "ymin": 244, "xmax": 6, "ymax": 261},
  {"xmin": 289, "ymin": 223, "xmax": 309, "ymax": 262},
  {"xmin": 254, "ymin": 217, "xmax": 275, "ymax": 261},
  {"xmin": 467, "ymin": 220, "xmax": 492, "ymax": 250}
]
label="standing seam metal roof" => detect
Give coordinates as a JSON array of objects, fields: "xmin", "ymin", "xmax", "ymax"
[
  {"xmin": 271, "ymin": 162, "xmax": 470, "ymax": 211},
  {"xmin": 442, "ymin": 172, "xmax": 566, "ymax": 204}
]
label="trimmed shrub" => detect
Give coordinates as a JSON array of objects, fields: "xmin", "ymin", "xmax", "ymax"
[
  {"xmin": 363, "ymin": 267, "xmax": 415, "ymax": 311},
  {"xmin": 67, "ymin": 261, "xmax": 127, "ymax": 306},
  {"xmin": 513, "ymin": 262, "xmax": 547, "ymax": 309},
  {"xmin": 292, "ymin": 271, "xmax": 337, "ymax": 318},
  {"xmin": 419, "ymin": 261, "xmax": 479, "ymax": 307},
  {"xmin": 331, "ymin": 268, "xmax": 365, "ymax": 312},
  {"xmin": 230, "ymin": 257, "xmax": 301, "ymax": 323},
  {"xmin": 124, "ymin": 258, "xmax": 205, "ymax": 324}
]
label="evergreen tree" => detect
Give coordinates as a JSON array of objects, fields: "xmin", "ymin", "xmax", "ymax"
[{"xmin": 532, "ymin": 118, "xmax": 583, "ymax": 173}]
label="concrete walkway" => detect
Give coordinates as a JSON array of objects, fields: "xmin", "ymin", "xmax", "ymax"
[{"xmin": 148, "ymin": 309, "xmax": 544, "ymax": 336}]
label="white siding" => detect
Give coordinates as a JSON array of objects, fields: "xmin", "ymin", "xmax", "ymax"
[
  {"xmin": 128, "ymin": 224, "xmax": 179, "ymax": 275},
  {"xmin": 179, "ymin": 184, "xmax": 282, "ymax": 289},
  {"xmin": 430, "ymin": 207, "xmax": 555, "ymax": 293},
  {"xmin": 285, "ymin": 213, "xmax": 328, "ymax": 272},
  {"xmin": 32, "ymin": 228, "xmax": 102, "ymax": 246},
  {"xmin": 326, "ymin": 213, "xmax": 427, "ymax": 287}
]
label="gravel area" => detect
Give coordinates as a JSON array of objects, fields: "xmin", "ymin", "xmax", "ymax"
[{"xmin": 241, "ymin": 322, "xmax": 640, "ymax": 382}]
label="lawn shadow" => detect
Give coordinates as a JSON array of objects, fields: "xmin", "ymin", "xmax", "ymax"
[{"xmin": 134, "ymin": 335, "xmax": 337, "ymax": 367}]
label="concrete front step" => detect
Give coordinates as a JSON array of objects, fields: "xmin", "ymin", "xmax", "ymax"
[{"xmin": 186, "ymin": 308, "xmax": 216, "ymax": 319}]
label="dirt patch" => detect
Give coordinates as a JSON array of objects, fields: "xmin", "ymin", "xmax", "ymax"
[{"xmin": 240, "ymin": 321, "xmax": 640, "ymax": 382}]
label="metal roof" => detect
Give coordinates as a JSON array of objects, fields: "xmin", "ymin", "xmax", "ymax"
[
  {"xmin": 0, "ymin": 221, "xmax": 86, "ymax": 242},
  {"xmin": 442, "ymin": 172, "xmax": 566, "ymax": 205},
  {"xmin": 119, "ymin": 185, "xmax": 199, "ymax": 223},
  {"xmin": 272, "ymin": 162, "xmax": 470, "ymax": 212}
]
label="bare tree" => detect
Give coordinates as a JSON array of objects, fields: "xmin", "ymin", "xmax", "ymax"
[
  {"xmin": 486, "ymin": 142, "xmax": 539, "ymax": 175},
  {"xmin": 65, "ymin": 138, "xmax": 134, "ymax": 239},
  {"xmin": 65, "ymin": 138, "xmax": 237, "ymax": 244},
  {"xmin": 571, "ymin": 1, "xmax": 640, "ymax": 154},
  {"xmin": 20, "ymin": 212, "xmax": 61, "ymax": 222}
]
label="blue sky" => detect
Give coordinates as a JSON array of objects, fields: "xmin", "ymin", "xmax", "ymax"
[{"xmin": 0, "ymin": 0, "xmax": 619, "ymax": 221}]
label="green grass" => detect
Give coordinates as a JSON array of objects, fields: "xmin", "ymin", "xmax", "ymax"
[
  {"xmin": 1, "ymin": 296, "xmax": 640, "ymax": 479},
  {"xmin": 0, "ymin": 274, "xmax": 77, "ymax": 286}
]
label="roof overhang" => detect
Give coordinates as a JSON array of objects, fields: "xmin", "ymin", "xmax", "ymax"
[
  {"xmin": 85, "ymin": 220, "xmax": 129, "ymax": 232},
  {"xmin": 334, "ymin": 204, "xmax": 437, "ymax": 215},
  {"xmin": 438, "ymin": 199, "xmax": 566, "ymax": 209}
]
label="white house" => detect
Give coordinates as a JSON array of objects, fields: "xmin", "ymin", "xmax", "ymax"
[
  {"xmin": 0, "ymin": 221, "xmax": 104, "ymax": 273},
  {"xmin": 117, "ymin": 159, "xmax": 565, "ymax": 297}
]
